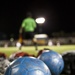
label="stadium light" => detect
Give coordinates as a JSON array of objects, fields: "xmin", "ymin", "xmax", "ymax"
[
  {"xmin": 35, "ymin": 17, "xmax": 45, "ymax": 34},
  {"xmin": 35, "ymin": 17, "xmax": 45, "ymax": 24}
]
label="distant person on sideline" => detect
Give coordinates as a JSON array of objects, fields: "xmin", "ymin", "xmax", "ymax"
[{"xmin": 19, "ymin": 12, "xmax": 38, "ymax": 50}]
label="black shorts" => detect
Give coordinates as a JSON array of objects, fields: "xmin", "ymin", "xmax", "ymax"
[{"xmin": 23, "ymin": 32, "xmax": 34, "ymax": 40}]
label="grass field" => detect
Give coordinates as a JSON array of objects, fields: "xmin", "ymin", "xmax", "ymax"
[{"xmin": 0, "ymin": 45, "xmax": 75, "ymax": 57}]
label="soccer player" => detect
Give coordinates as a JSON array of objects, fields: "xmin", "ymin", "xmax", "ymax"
[{"xmin": 19, "ymin": 12, "xmax": 38, "ymax": 50}]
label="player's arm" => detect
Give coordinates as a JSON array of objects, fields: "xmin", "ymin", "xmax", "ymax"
[
  {"xmin": 33, "ymin": 19, "xmax": 37, "ymax": 28},
  {"xmin": 19, "ymin": 20, "xmax": 25, "ymax": 34},
  {"xmin": 19, "ymin": 26, "xmax": 24, "ymax": 34}
]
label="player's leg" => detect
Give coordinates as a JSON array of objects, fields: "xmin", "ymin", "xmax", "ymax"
[
  {"xmin": 29, "ymin": 32, "xmax": 38, "ymax": 51},
  {"xmin": 32, "ymin": 38, "xmax": 38, "ymax": 50},
  {"xmin": 18, "ymin": 33, "xmax": 23, "ymax": 50}
]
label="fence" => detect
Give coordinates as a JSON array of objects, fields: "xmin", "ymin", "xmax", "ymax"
[{"xmin": 0, "ymin": 37, "xmax": 75, "ymax": 47}]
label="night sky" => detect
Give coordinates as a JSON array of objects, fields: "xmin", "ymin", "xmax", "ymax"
[{"xmin": 0, "ymin": 0, "xmax": 75, "ymax": 39}]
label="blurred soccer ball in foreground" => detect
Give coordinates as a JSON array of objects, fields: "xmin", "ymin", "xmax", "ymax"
[
  {"xmin": 4, "ymin": 57, "xmax": 51, "ymax": 75},
  {"xmin": 38, "ymin": 49, "xmax": 64, "ymax": 75}
]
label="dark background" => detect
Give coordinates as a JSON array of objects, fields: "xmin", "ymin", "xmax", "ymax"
[{"xmin": 0, "ymin": 0, "xmax": 75, "ymax": 39}]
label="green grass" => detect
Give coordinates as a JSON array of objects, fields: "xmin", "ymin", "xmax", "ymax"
[{"xmin": 0, "ymin": 45, "xmax": 75, "ymax": 57}]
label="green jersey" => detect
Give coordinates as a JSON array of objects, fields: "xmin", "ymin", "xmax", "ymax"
[{"xmin": 21, "ymin": 17, "xmax": 36, "ymax": 32}]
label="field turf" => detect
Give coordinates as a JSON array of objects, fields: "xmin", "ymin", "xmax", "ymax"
[{"xmin": 0, "ymin": 45, "xmax": 75, "ymax": 58}]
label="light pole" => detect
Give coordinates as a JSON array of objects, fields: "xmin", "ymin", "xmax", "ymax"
[{"xmin": 35, "ymin": 17, "xmax": 45, "ymax": 34}]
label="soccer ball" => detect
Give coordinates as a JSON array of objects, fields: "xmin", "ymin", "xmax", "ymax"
[
  {"xmin": 38, "ymin": 49, "xmax": 64, "ymax": 75},
  {"xmin": 37, "ymin": 48, "xmax": 50, "ymax": 57},
  {"xmin": 9, "ymin": 51, "xmax": 35, "ymax": 62},
  {"xmin": 4, "ymin": 56, "xmax": 51, "ymax": 75}
]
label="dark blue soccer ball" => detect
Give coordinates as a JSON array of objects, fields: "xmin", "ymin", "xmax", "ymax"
[
  {"xmin": 38, "ymin": 50, "xmax": 64, "ymax": 75},
  {"xmin": 4, "ymin": 56, "xmax": 51, "ymax": 75}
]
